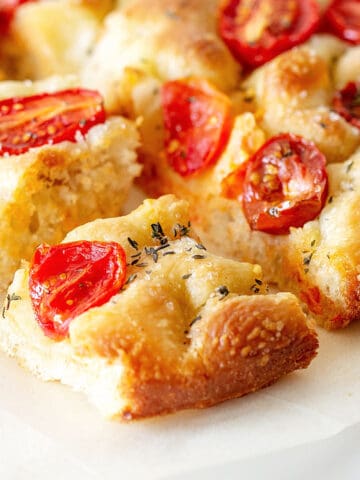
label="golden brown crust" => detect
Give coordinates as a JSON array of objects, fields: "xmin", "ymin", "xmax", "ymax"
[
  {"xmin": 0, "ymin": 196, "xmax": 318, "ymax": 419},
  {"xmin": 246, "ymin": 46, "xmax": 360, "ymax": 163},
  {"xmin": 80, "ymin": 0, "xmax": 241, "ymax": 111},
  {"xmin": 119, "ymin": 0, "xmax": 241, "ymax": 88},
  {"xmin": 119, "ymin": 294, "xmax": 318, "ymax": 420}
]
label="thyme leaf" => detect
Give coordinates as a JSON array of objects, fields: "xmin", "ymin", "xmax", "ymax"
[
  {"xmin": 151, "ymin": 222, "xmax": 168, "ymax": 245},
  {"xmin": 124, "ymin": 274, "xmax": 137, "ymax": 286},
  {"xmin": 346, "ymin": 161, "xmax": 354, "ymax": 173},
  {"xmin": 216, "ymin": 285, "xmax": 229, "ymax": 299},
  {"xmin": 3, "ymin": 293, "xmax": 22, "ymax": 317},
  {"xmin": 127, "ymin": 237, "xmax": 139, "ymax": 250},
  {"xmin": 268, "ymin": 207, "xmax": 280, "ymax": 217},
  {"xmin": 303, "ymin": 253, "xmax": 313, "ymax": 266},
  {"xmin": 145, "ymin": 246, "xmax": 158, "ymax": 263},
  {"xmin": 173, "ymin": 222, "xmax": 191, "ymax": 238}
]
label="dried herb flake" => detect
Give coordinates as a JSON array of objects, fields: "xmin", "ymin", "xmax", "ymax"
[
  {"xmin": 192, "ymin": 254, "xmax": 206, "ymax": 260},
  {"xmin": 2, "ymin": 293, "xmax": 21, "ymax": 317},
  {"xmin": 127, "ymin": 237, "xmax": 139, "ymax": 250},
  {"xmin": 151, "ymin": 222, "xmax": 168, "ymax": 245},
  {"xmin": 124, "ymin": 274, "xmax": 137, "ymax": 286},
  {"xmin": 216, "ymin": 285, "xmax": 229, "ymax": 299},
  {"xmin": 346, "ymin": 161, "xmax": 354, "ymax": 173},
  {"xmin": 303, "ymin": 253, "xmax": 313, "ymax": 266}
]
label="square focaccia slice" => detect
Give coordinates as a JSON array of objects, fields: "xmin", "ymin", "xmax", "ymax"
[
  {"xmin": 0, "ymin": 195, "xmax": 318, "ymax": 420},
  {"xmin": 0, "ymin": 76, "xmax": 140, "ymax": 294},
  {"xmin": 134, "ymin": 38, "xmax": 360, "ymax": 329}
]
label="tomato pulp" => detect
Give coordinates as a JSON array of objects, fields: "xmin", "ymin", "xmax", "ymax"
[
  {"xmin": 161, "ymin": 78, "xmax": 232, "ymax": 176},
  {"xmin": 222, "ymin": 133, "xmax": 328, "ymax": 234},
  {"xmin": 0, "ymin": 89, "xmax": 106, "ymax": 155},
  {"xmin": 219, "ymin": 0, "xmax": 321, "ymax": 67},
  {"xmin": 29, "ymin": 241, "xmax": 127, "ymax": 339}
]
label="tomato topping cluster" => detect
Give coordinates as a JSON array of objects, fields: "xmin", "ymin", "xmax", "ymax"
[
  {"xmin": 29, "ymin": 241, "xmax": 127, "ymax": 339},
  {"xmin": 222, "ymin": 134, "xmax": 328, "ymax": 234},
  {"xmin": 161, "ymin": 79, "xmax": 232, "ymax": 176},
  {"xmin": 0, "ymin": 89, "xmax": 106, "ymax": 156}
]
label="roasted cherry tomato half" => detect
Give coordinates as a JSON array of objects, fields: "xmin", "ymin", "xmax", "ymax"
[
  {"xmin": 222, "ymin": 133, "xmax": 328, "ymax": 234},
  {"xmin": 218, "ymin": 0, "xmax": 321, "ymax": 67},
  {"xmin": 333, "ymin": 81, "xmax": 360, "ymax": 129},
  {"xmin": 29, "ymin": 241, "xmax": 127, "ymax": 339},
  {"xmin": 0, "ymin": 88, "xmax": 106, "ymax": 156},
  {"xmin": 161, "ymin": 78, "xmax": 232, "ymax": 176},
  {"xmin": 324, "ymin": 0, "xmax": 360, "ymax": 45},
  {"xmin": 0, "ymin": 0, "xmax": 36, "ymax": 34}
]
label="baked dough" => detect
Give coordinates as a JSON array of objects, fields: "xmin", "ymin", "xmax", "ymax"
[
  {"xmin": 244, "ymin": 42, "xmax": 360, "ymax": 163},
  {"xmin": 0, "ymin": 76, "xmax": 140, "ymax": 295},
  {"xmin": 52, "ymin": 0, "xmax": 358, "ymax": 330},
  {"xmin": 0, "ymin": 0, "xmax": 106, "ymax": 81},
  {"xmin": 0, "ymin": 195, "xmax": 318, "ymax": 419},
  {"xmin": 81, "ymin": 0, "xmax": 242, "ymax": 111},
  {"xmin": 132, "ymin": 39, "xmax": 360, "ymax": 329}
]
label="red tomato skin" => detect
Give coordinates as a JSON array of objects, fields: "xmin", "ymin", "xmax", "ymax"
[
  {"xmin": 222, "ymin": 134, "xmax": 328, "ymax": 235},
  {"xmin": 161, "ymin": 78, "xmax": 232, "ymax": 176},
  {"xmin": 0, "ymin": 89, "xmax": 106, "ymax": 156},
  {"xmin": 29, "ymin": 241, "xmax": 127, "ymax": 339},
  {"xmin": 218, "ymin": 0, "xmax": 321, "ymax": 67},
  {"xmin": 333, "ymin": 81, "xmax": 360, "ymax": 130},
  {"xmin": 0, "ymin": 0, "xmax": 35, "ymax": 34},
  {"xmin": 324, "ymin": 0, "xmax": 360, "ymax": 45}
]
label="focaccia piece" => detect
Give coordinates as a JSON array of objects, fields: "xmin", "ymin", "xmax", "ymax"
[
  {"xmin": 0, "ymin": 196, "xmax": 318, "ymax": 420},
  {"xmin": 178, "ymin": 149, "xmax": 360, "ymax": 330},
  {"xmin": 1, "ymin": 1, "xmax": 102, "ymax": 81},
  {"xmin": 0, "ymin": 77, "xmax": 140, "ymax": 294},
  {"xmin": 133, "ymin": 24, "xmax": 360, "ymax": 330},
  {"xmin": 81, "ymin": 0, "xmax": 241, "ymax": 111},
  {"xmin": 139, "ymin": 90, "xmax": 360, "ymax": 328}
]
